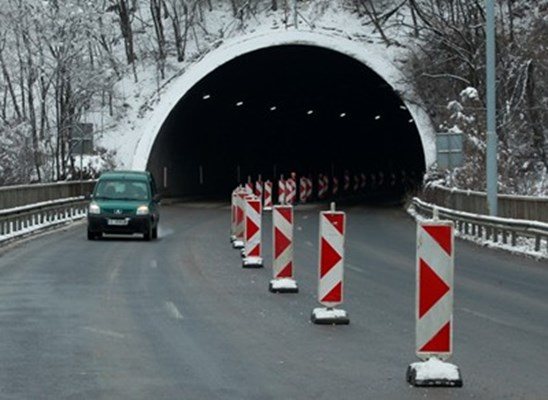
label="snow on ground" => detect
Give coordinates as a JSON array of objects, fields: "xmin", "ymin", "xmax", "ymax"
[
  {"xmin": 0, "ymin": 206, "xmax": 86, "ymax": 244},
  {"xmin": 408, "ymin": 205, "xmax": 548, "ymax": 260}
]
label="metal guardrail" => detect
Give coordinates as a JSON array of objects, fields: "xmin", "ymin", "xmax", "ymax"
[
  {"xmin": 422, "ymin": 184, "xmax": 548, "ymax": 222},
  {"xmin": 0, "ymin": 180, "xmax": 96, "ymax": 210},
  {"xmin": 0, "ymin": 197, "xmax": 88, "ymax": 244},
  {"xmin": 411, "ymin": 197, "xmax": 548, "ymax": 255}
]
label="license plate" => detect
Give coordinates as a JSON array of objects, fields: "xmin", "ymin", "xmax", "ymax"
[{"xmin": 107, "ymin": 219, "xmax": 129, "ymax": 226}]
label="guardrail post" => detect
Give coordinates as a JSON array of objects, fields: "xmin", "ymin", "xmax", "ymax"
[{"xmin": 534, "ymin": 235, "xmax": 541, "ymax": 252}]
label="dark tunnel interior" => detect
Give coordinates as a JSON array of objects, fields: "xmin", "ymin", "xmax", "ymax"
[{"xmin": 147, "ymin": 45, "xmax": 425, "ymax": 201}]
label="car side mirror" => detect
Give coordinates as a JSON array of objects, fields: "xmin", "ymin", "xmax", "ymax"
[
  {"xmin": 153, "ymin": 194, "xmax": 162, "ymax": 203},
  {"xmin": 84, "ymin": 193, "xmax": 93, "ymax": 200}
]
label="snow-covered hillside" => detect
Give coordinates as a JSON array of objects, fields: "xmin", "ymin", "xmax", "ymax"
[{"xmin": 0, "ymin": 0, "xmax": 546, "ymax": 195}]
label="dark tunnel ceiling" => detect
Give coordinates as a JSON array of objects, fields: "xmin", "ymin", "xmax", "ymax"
[{"xmin": 149, "ymin": 45, "xmax": 425, "ymax": 196}]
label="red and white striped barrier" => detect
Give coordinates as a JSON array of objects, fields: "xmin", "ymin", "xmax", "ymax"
[
  {"xmin": 255, "ymin": 179, "xmax": 263, "ymax": 201},
  {"xmin": 232, "ymin": 191, "xmax": 247, "ymax": 249},
  {"xmin": 264, "ymin": 180, "xmax": 273, "ymax": 211},
  {"xmin": 407, "ymin": 218, "xmax": 462, "ymax": 387},
  {"xmin": 269, "ymin": 205, "xmax": 298, "ymax": 293},
  {"xmin": 332, "ymin": 176, "xmax": 339, "ymax": 196},
  {"xmin": 318, "ymin": 174, "xmax": 326, "ymax": 199},
  {"xmin": 306, "ymin": 177, "xmax": 313, "ymax": 201},
  {"xmin": 299, "ymin": 177, "xmax": 307, "ymax": 203},
  {"xmin": 286, "ymin": 178, "xmax": 296, "ymax": 205},
  {"xmin": 242, "ymin": 196, "xmax": 263, "ymax": 268},
  {"xmin": 344, "ymin": 171, "xmax": 350, "ymax": 192},
  {"xmin": 245, "ymin": 176, "xmax": 253, "ymax": 194},
  {"xmin": 230, "ymin": 189, "xmax": 238, "ymax": 242},
  {"xmin": 311, "ymin": 203, "xmax": 349, "ymax": 325},
  {"xmin": 323, "ymin": 174, "xmax": 329, "ymax": 197},
  {"xmin": 278, "ymin": 176, "xmax": 286, "ymax": 205}
]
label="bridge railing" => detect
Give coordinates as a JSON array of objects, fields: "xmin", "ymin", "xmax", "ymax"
[
  {"xmin": 0, "ymin": 180, "xmax": 96, "ymax": 210},
  {"xmin": 411, "ymin": 197, "xmax": 548, "ymax": 256},
  {"xmin": 422, "ymin": 183, "xmax": 548, "ymax": 222},
  {"xmin": 0, "ymin": 197, "xmax": 88, "ymax": 243}
]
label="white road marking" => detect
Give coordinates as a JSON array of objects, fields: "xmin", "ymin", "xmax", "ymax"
[
  {"xmin": 305, "ymin": 241, "xmax": 314, "ymax": 247},
  {"xmin": 458, "ymin": 307, "xmax": 511, "ymax": 327},
  {"xmin": 165, "ymin": 301, "xmax": 183, "ymax": 320},
  {"xmin": 346, "ymin": 264, "xmax": 362, "ymax": 273},
  {"xmin": 150, "ymin": 260, "xmax": 158, "ymax": 269},
  {"xmin": 83, "ymin": 326, "xmax": 125, "ymax": 339},
  {"xmin": 109, "ymin": 265, "xmax": 120, "ymax": 283}
]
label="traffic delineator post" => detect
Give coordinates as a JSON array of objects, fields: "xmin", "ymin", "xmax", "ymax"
[
  {"xmin": 232, "ymin": 191, "xmax": 247, "ymax": 249},
  {"xmin": 264, "ymin": 180, "xmax": 273, "ymax": 211},
  {"xmin": 306, "ymin": 177, "xmax": 313, "ymax": 201},
  {"xmin": 318, "ymin": 174, "xmax": 326, "ymax": 199},
  {"xmin": 311, "ymin": 202, "xmax": 349, "ymax": 325},
  {"xmin": 286, "ymin": 177, "xmax": 296, "ymax": 205},
  {"xmin": 278, "ymin": 176, "xmax": 286, "ymax": 205},
  {"xmin": 332, "ymin": 176, "xmax": 339, "ymax": 196},
  {"xmin": 406, "ymin": 219, "xmax": 462, "ymax": 387},
  {"xmin": 242, "ymin": 196, "xmax": 263, "ymax": 268},
  {"xmin": 230, "ymin": 189, "xmax": 237, "ymax": 243},
  {"xmin": 269, "ymin": 205, "xmax": 298, "ymax": 293},
  {"xmin": 245, "ymin": 176, "xmax": 253, "ymax": 194},
  {"xmin": 255, "ymin": 178, "xmax": 263, "ymax": 203},
  {"xmin": 299, "ymin": 176, "xmax": 307, "ymax": 203}
]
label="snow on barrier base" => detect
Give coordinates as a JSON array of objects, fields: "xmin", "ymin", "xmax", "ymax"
[
  {"xmin": 242, "ymin": 196, "xmax": 263, "ymax": 268},
  {"xmin": 269, "ymin": 205, "xmax": 298, "ymax": 293},
  {"xmin": 311, "ymin": 204, "xmax": 349, "ymax": 325},
  {"xmin": 407, "ymin": 219, "xmax": 462, "ymax": 387},
  {"xmin": 406, "ymin": 358, "xmax": 463, "ymax": 387}
]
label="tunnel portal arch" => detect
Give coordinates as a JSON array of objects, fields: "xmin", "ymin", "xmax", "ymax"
[{"xmin": 131, "ymin": 30, "xmax": 435, "ymax": 173}]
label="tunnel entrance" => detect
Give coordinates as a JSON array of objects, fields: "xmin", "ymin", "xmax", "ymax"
[{"xmin": 147, "ymin": 44, "xmax": 425, "ymax": 200}]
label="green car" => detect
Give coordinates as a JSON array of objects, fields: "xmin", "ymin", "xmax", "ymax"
[{"xmin": 87, "ymin": 171, "xmax": 160, "ymax": 241}]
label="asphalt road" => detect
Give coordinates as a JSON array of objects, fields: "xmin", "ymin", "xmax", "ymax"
[{"xmin": 0, "ymin": 203, "xmax": 546, "ymax": 399}]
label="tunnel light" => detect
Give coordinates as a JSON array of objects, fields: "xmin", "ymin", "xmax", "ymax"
[
  {"xmin": 409, "ymin": 119, "xmax": 414, "ymax": 123},
  {"xmin": 203, "ymin": 94, "xmax": 211, "ymax": 100},
  {"xmin": 375, "ymin": 115, "xmax": 381, "ymax": 120},
  {"xmin": 270, "ymin": 106, "xmax": 277, "ymax": 111},
  {"xmin": 340, "ymin": 112, "xmax": 347, "ymax": 118},
  {"xmin": 400, "ymin": 105, "xmax": 406, "ymax": 110},
  {"xmin": 307, "ymin": 110, "xmax": 314, "ymax": 115},
  {"xmin": 236, "ymin": 101, "xmax": 244, "ymax": 107}
]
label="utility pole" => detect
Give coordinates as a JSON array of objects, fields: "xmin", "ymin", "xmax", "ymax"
[{"xmin": 486, "ymin": 0, "xmax": 498, "ymax": 216}]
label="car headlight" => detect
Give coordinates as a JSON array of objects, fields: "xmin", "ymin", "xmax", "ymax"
[
  {"xmin": 89, "ymin": 203, "xmax": 101, "ymax": 215},
  {"xmin": 136, "ymin": 205, "xmax": 150, "ymax": 215}
]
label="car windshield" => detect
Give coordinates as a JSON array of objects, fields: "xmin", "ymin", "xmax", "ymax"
[{"xmin": 94, "ymin": 180, "xmax": 150, "ymax": 201}]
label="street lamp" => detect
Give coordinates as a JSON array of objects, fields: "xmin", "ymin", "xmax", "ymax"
[{"xmin": 486, "ymin": 0, "xmax": 498, "ymax": 215}]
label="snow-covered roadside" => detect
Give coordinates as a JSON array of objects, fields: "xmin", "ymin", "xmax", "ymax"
[
  {"xmin": 0, "ymin": 202, "xmax": 87, "ymax": 245},
  {"xmin": 407, "ymin": 204, "xmax": 548, "ymax": 260}
]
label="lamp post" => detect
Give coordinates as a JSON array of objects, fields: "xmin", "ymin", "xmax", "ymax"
[{"xmin": 486, "ymin": 0, "xmax": 498, "ymax": 216}]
